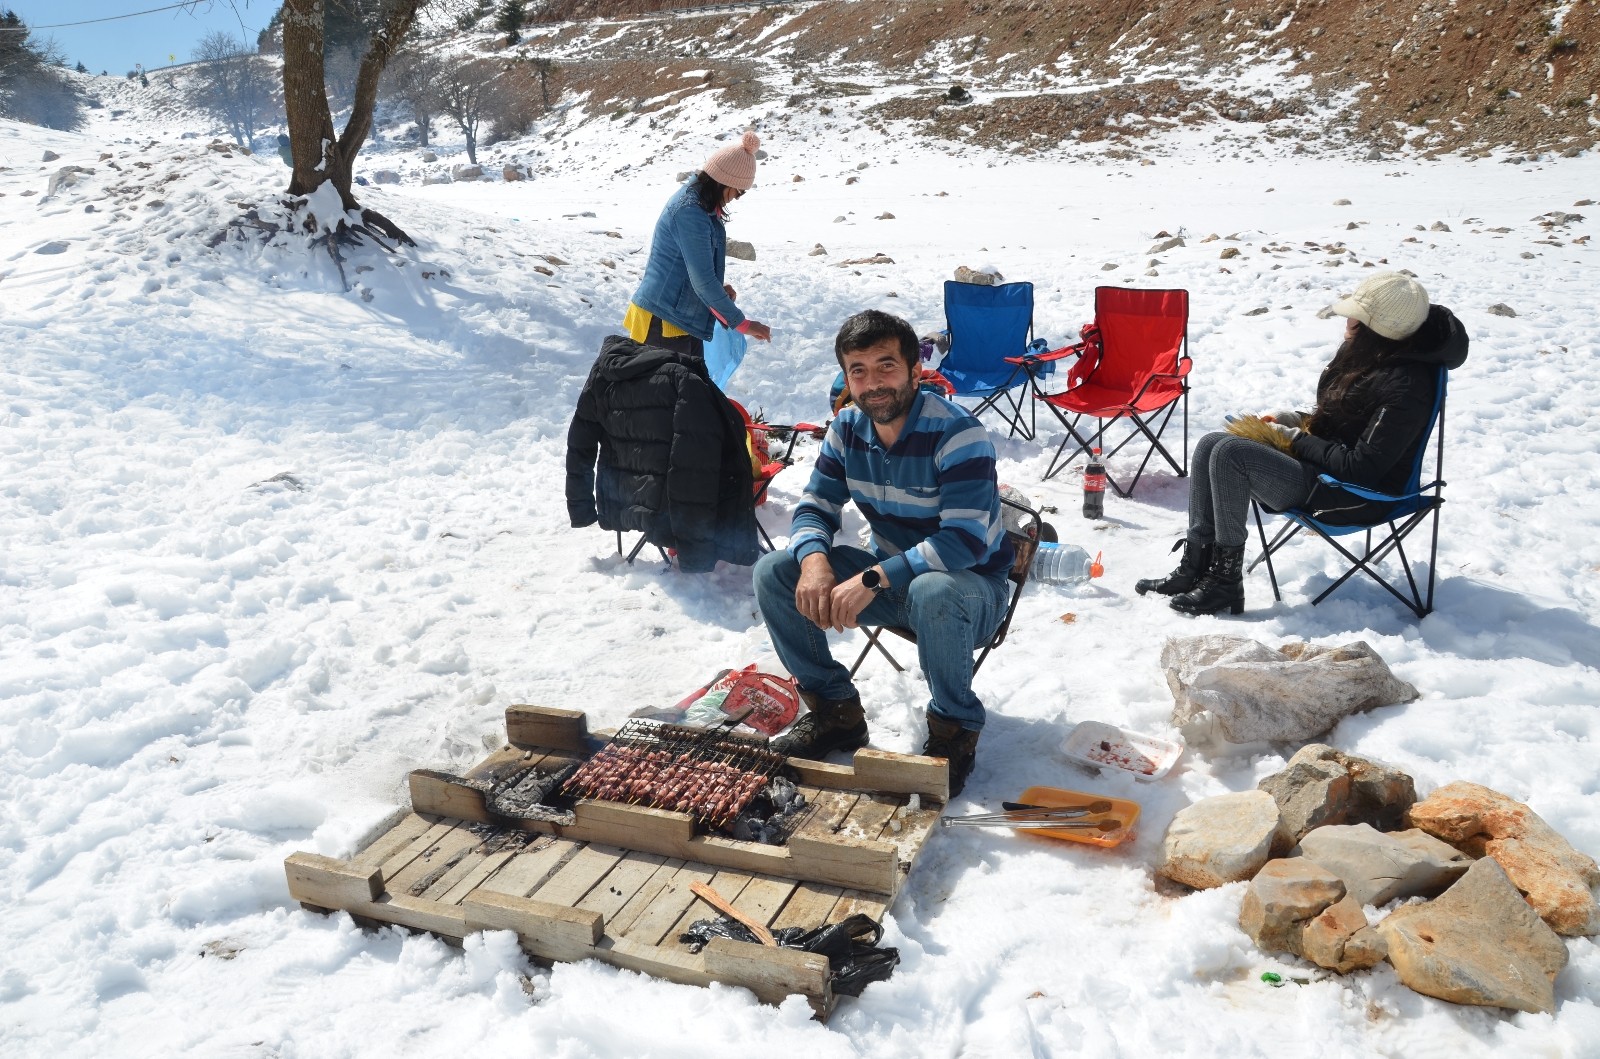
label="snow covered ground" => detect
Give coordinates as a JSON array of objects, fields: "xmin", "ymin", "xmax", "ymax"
[{"xmin": 2, "ymin": 87, "xmax": 1598, "ymax": 1057}]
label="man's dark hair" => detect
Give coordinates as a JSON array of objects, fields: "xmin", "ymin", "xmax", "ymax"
[{"xmin": 834, "ymin": 310, "xmax": 919, "ymax": 369}]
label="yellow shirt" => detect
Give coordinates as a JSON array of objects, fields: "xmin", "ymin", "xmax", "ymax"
[{"xmin": 623, "ymin": 303, "xmax": 689, "ymax": 342}]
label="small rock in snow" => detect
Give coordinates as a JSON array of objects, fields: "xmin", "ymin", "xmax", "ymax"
[{"xmin": 1486, "ymin": 303, "xmax": 1518, "ymax": 317}]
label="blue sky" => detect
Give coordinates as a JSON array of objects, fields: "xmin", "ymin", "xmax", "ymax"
[{"xmin": 8, "ymin": 1, "xmax": 270, "ymax": 75}]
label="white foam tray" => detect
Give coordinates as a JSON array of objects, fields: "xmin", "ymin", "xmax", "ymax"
[{"xmin": 1061, "ymin": 720, "xmax": 1183, "ymax": 782}]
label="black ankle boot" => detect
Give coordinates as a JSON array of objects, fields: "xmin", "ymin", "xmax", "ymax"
[
  {"xmin": 1170, "ymin": 543, "xmax": 1246, "ymax": 616},
  {"xmin": 1136, "ymin": 537, "xmax": 1214, "ymax": 596},
  {"xmin": 921, "ymin": 713, "xmax": 980, "ymax": 798},
  {"xmin": 772, "ymin": 691, "xmax": 869, "ymax": 760}
]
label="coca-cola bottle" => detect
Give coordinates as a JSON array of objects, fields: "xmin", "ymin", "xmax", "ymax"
[{"xmin": 1082, "ymin": 448, "xmax": 1106, "ymax": 519}]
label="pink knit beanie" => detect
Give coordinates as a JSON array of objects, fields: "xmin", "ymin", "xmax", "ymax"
[{"xmin": 702, "ymin": 130, "xmax": 760, "ymax": 190}]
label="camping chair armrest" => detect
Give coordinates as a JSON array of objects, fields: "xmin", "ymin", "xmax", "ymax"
[
  {"xmin": 1004, "ymin": 342, "xmax": 1084, "ymax": 367},
  {"xmin": 1124, "ymin": 359, "xmax": 1192, "ymax": 403},
  {"xmin": 1311, "ymin": 473, "xmax": 1431, "ymax": 504}
]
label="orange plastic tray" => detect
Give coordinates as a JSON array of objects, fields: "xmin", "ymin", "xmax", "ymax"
[{"xmin": 1016, "ymin": 785, "xmax": 1140, "ymax": 848}]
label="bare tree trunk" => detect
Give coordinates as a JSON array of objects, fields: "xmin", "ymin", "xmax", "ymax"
[
  {"xmin": 282, "ymin": 0, "xmax": 350, "ymax": 206},
  {"xmin": 282, "ymin": 0, "xmax": 424, "ymax": 240}
]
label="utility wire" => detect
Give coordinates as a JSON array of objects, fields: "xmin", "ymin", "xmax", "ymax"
[{"xmin": 0, "ymin": 2, "xmax": 201, "ymax": 31}]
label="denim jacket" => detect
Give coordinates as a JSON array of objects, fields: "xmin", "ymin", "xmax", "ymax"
[{"xmin": 630, "ymin": 182, "xmax": 746, "ymax": 342}]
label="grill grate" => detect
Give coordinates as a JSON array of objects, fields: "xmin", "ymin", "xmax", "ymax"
[{"xmin": 559, "ymin": 719, "xmax": 790, "ymax": 831}]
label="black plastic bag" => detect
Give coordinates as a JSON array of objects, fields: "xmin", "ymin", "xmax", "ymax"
[
  {"xmin": 678, "ymin": 912, "xmax": 899, "ymax": 997},
  {"xmin": 790, "ymin": 914, "xmax": 899, "ymax": 997}
]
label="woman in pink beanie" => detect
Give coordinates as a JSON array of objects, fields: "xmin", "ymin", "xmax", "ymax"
[{"xmin": 624, "ymin": 130, "xmax": 772, "ymax": 357}]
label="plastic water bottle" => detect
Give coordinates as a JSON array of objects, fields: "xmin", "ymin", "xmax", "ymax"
[
  {"xmin": 1031, "ymin": 543, "xmax": 1104, "ymax": 585},
  {"xmin": 1082, "ymin": 448, "xmax": 1106, "ymax": 519}
]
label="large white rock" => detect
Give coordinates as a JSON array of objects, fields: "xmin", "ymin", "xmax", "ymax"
[
  {"xmin": 1163, "ymin": 635, "xmax": 1418, "ymax": 743},
  {"xmin": 1159, "ymin": 790, "xmax": 1279, "ymax": 889}
]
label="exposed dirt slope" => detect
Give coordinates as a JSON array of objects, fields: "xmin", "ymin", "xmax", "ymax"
[{"xmin": 516, "ymin": 0, "xmax": 1597, "ymax": 157}]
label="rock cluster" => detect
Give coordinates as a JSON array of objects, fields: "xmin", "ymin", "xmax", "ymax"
[{"xmin": 1158, "ymin": 749, "xmax": 1591, "ymax": 1013}]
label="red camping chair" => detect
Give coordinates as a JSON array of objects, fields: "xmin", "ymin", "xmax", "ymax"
[{"xmin": 1018, "ymin": 287, "xmax": 1192, "ymax": 497}]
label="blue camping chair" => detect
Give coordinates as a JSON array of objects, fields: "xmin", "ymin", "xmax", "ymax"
[
  {"xmin": 937, "ymin": 280, "xmax": 1051, "ymax": 440},
  {"xmin": 1248, "ymin": 368, "xmax": 1448, "ymax": 619}
]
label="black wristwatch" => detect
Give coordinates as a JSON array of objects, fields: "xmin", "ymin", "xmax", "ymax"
[{"xmin": 861, "ymin": 568, "xmax": 887, "ymax": 593}]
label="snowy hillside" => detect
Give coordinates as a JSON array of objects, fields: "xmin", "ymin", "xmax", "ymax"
[{"xmin": 1, "ymin": 58, "xmax": 1597, "ymax": 1058}]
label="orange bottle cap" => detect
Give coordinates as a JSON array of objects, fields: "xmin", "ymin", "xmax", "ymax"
[{"xmin": 1089, "ymin": 552, "xmax": 1104, "ymax": 578}]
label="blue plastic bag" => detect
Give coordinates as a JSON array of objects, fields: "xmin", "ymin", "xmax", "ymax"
[{"xmin": 705, "ymin": 321, "xmax": 749, "ymax": 390}]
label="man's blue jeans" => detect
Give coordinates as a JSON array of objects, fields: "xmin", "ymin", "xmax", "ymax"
[{"xmin": 752, "ymin": 546, "xmax": 1011, "ymax": 732}]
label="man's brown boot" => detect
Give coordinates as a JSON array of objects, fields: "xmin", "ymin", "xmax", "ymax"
[
  {"xmin": 921, "ymin": 712, "xmax": 980, "ymax": 797},
  {"xmin": 771, "ymin": 691, "xmax": 869, "ymax": 760}
]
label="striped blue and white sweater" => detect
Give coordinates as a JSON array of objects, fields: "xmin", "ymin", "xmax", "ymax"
[{"xmin": 789, "ymin": 390, "xmax": 1013, "ymax": 587}]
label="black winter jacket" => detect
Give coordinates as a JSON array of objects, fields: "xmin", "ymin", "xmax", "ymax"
[
  {"xmin": 1289, "ymin": 304, "xmax": 1469, "ymax": 524},
  {"xmin": 565, "ymin": 335, "xmax": 761, "ymax": 572}
]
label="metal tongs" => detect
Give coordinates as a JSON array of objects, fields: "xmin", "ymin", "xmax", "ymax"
[{"xmin": 941, "ymin": 799, "xmax": 1120, "ymax": 831}]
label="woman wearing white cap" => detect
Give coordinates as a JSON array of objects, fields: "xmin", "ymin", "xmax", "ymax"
[
  {"xmin": 1137, "ymin": 271, "xmax": 1469, "ymax": 616},
  {"xmin": 624, "ymin": 130, "xmax": 772, "ymax": 357}
]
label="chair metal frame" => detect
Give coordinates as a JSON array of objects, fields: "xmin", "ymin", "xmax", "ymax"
[
  {"xmin": 848, "ymin": 496, "xmax": 1041, "ymax": 677},
  {"xmin": 938, "ymin": 280, "xmax": 1044, "ymax": 441},
  {"xmin": 1248, "ymin": 369, "xmax": 1448, "ymax": 620},
  {"xmin": 1025, "ymin": 287, "xmax": 1192, "ymax": 496}
]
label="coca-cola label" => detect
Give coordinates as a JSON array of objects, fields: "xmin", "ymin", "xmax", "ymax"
[{"xmin": 1084, "ymin": 471, "xmax": 1106, "ymax": 493}]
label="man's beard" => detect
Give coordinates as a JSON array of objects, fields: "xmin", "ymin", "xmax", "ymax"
[{"xmin": 858, "ymin": 378, "xmax": 918, "ymax": 424}]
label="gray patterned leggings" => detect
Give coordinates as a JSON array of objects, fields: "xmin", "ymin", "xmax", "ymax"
[{"xmin": 1187, "ymin": 431, "xmax": 1317, "ymax": 547}]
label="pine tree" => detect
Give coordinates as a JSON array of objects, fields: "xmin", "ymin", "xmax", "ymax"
[{"xmin": 495, "ymin": 0, "xmax": 524, "ymax": 46}]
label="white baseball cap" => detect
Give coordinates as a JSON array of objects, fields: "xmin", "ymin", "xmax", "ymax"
[{"xmin": 1328, "ymin": 271, "xmax": 1430, "ymax": 340}]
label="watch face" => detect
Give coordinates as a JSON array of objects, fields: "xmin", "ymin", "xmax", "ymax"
[{"xmin": 862, "ymin": 569, "xmax": 881, "ymax": 590}]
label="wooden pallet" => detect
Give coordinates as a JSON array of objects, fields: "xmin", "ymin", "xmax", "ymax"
[{"xmin": 285, "ymin": 705, "xmax": 948, "ymax": 1017}]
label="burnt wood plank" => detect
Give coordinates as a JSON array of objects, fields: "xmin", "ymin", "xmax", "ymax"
[
  {"xmin": 474, "ymin": 834, "xmax": 582, "ymax": 899},
  {"xmin": 389, "ymin": 824, "xmax": 487, "ymax": 897},
  {"xmin": 376, "ymin": 816, "xmax": 460, "ymax": 884},
  {"xmin": 424, "ymin": 830, "xmax": 538, "ymax": 904},
  {"xmin": 464, "ymin": 745, "xmax": 549, "ymax": 783}
]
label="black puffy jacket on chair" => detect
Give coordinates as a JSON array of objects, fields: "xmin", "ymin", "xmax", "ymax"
[{"xmin": 565, "ymin": 335, "xmax": 761, "ymax": 572}]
